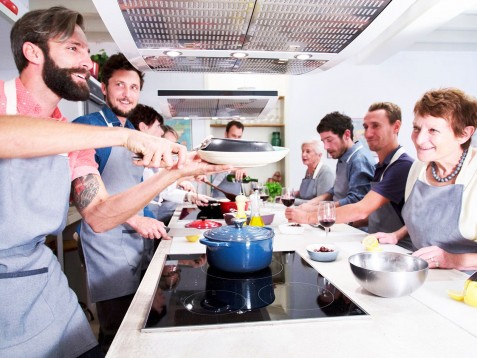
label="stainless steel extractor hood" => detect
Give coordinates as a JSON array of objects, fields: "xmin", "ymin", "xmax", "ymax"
[
  {"xmin": 92, "ymin": 0, "xmax": 421, "ymax": 75},
  {"xmin": 157, "ymin": 90, "xmax": 278, "ymax": 119}
]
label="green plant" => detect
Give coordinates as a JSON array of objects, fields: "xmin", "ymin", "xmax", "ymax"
[
  {"xmin": 90, "ymin": 49, "xmax": 109, "ymax": 81},
  {"xmin": 265, "ymin": 182, "xmax": 282, "ymax": 201}
]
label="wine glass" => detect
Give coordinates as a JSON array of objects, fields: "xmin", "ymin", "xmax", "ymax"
[
  {"xmin": 317, "ymin": 201, "xmax": 336, "ymax": 239},
  {"xmin": 259, "ymin": 186, "xmax": 269, "ymax": 208},
  {"xmin": 280, "ymin": 187, "xmax": 295, "ymax": 207},
  {"xmin": 251, "ymin": 181, "xmax": 261, "ymax": 192}
]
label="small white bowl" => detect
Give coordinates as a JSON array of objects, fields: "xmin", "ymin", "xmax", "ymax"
[
  {"xmin": 278, "ymin": 223, "xmax": 305, "ymax": 235},
  {"xmin": 306, "ymin": 244, "xmax": 339, "ymax": 262}
]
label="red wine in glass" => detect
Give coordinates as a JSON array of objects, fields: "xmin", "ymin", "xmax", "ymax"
[
  {"xmin": 281, "ymin": 198, "xmax": 295, "ymax": 207},
  {"xmin": 260, "ymin": 194, "xmax": 269, "ymax": 202},
  {"xmin": 319, "ymin": 219, "xmax": 335, "ymax": 228}
]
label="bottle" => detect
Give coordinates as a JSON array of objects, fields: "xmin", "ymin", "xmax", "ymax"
[
  {"xmin": 271, "ymin": 132, "xmax": 281, "ymax": 147},
  {"xmin": 248, "ymin": 192, "xmax": 264, "ymax": 227}
]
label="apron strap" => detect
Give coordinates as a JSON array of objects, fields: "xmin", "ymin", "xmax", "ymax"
[
  {"xmin": 379, "ymin": 147, "xmax": 406, "ymax": 181},
  {"xmin": 99, "ymin": 110, "xmax": 114, "ymax": 127},
  {"xmin": 346, "ymin": 144, "xmax": 363, "ymax": 163}
]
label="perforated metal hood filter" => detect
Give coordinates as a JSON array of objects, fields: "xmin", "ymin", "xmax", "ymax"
[
  {"xmin": 92, "ymin": 0, "xmax": 409, "ymax": 75},
  {"xmin": 157, "ymin": 90, "xmax": 278, "ymax": 119}
]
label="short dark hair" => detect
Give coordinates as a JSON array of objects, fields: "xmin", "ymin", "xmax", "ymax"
[
  {"xmin": 316, "ymin": 111, "xmax": 354, "ymax": 140},
  {"xmin": 129, "ymin": 104, "xmax": 163, "ymax": 130},
  {"xmin": 368, "ymin": 102, "xmax": 402, "ymax": 125},
  {"xmin": 11, "ymin": 6, "xmax": 84, "ymax": 73},
  {"xmin": 101, "ymin": 53, "xmax": 145, "ymax": 90},
  {"xmin": 226, "ymin": 120, "xmax": 244, "ymax": 133},
  {"xmin": 414, "ymin": 88, "xmax": 477, "ymax": 150}
]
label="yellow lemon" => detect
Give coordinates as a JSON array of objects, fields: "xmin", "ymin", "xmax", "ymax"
[
  {"xmin": 447, "ymin": 289, "xmax": 465, "ymax": 302},
  {"xmin": 463, "ymin": 281, "xmax": 477, "ymax": 307},
  {"xmin": 186, "ymin": 235, "xmax": 200, "ymax": 243},
  {"xmin": 362, "ymin": 235, "xmax": 380, "ymax": 251}
]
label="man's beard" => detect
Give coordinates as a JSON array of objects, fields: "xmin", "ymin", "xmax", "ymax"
[
  {"xmin": 106, "ymin": 97, "xmax": 135, "ymax": 119},
  {"xmin": 43, "ymin": 54, "xmax": 90, "ymax": 101}
]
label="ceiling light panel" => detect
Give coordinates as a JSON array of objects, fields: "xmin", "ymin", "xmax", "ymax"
[
  {"xmin": 245, "ymin": 0, "xmax": 392, "ymax": 53},
  {"xmin": 118, "ymin": 0, "xmax": 391, "ymax": 53},
  {"xmin": 144, "ymin": 56, "xmax": 327, "ymax": 75},
  {"xmin": 119, "ymin": 0, "xmax": 253, "ymax": 50}
]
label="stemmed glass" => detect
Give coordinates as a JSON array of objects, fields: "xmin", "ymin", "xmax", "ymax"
[
  {"xmin": 280, "ymin": 187, "xmax": 295, "ymax": 207},
  {"xmin": 317, "ymin": 201, "xmax": 336, "ymax": 239},
  {"xmin": 259, "ymin": 186, "xmax": 269, "ymax": 208}
]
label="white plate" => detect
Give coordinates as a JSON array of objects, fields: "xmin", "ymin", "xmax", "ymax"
[
  {"xmin": 278, "ymin": 223, "xmax": 305, "ymax": 235},
  {"xmin": 198, "ymin": 146, "xmax": 289, "ymax": 167}
]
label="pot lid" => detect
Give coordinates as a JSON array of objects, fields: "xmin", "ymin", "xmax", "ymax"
[
  {"xmin": 185, "ymin": 218, "xmax": 222, "ymax": 229},
  {"xmin": 204, "ymin": 219, "xmax": 274, "ymax": 242}
]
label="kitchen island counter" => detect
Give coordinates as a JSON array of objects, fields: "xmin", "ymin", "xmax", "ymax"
[{"xmin": 108, "ymin": 205, "xmax": 477, "ymax": 357}]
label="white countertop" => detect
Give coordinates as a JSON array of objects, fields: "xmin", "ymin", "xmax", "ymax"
[{"xmin": 107, "ymin": 204, "xmax": 477, "ymax": 357}]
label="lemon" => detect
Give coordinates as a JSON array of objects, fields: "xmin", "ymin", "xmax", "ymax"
[
  {"xmin": 362, "ymin": 235, "xmax": 380, "ymax": 251},
  {"xmin": 464, "ymin": 282, "xmax": 477, "ymax": 307},
  {"xmin": 447, "ymin": 289, "xmax": 465, "ymax": 302},
  {"xmin": 185, "ymin": 235, "xmax": 200, "ymax": 243}
]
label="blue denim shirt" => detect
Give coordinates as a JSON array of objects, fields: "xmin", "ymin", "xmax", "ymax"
[{"xmin": 328, "ymin": 142, "xmax": 375, "ymax": 206}]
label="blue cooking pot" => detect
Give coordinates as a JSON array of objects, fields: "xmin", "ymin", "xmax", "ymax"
[{"xmin": 200, "ymin": 219, "xmax": 274, "ymax": 273}]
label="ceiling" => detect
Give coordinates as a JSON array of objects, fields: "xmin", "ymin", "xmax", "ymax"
[{"xmin": 1, "ymin": 0, "xmax": 477, "ymax": 73}]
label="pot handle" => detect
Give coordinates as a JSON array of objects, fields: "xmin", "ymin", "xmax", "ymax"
[{"xmin": 199, "ymin": 238, "xmax": 231, "ymax": 247}]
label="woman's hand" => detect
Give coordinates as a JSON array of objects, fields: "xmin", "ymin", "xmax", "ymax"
[{"xmin": 413, "ymin": 246, "xmax": 462, "ymax": 269}]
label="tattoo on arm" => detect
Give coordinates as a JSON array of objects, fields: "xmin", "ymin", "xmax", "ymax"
[{"xmin": 72, "ymin": 174, "xmax": 100, "ymax": 211}]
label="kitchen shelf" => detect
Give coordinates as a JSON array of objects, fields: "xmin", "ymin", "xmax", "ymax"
[{"xmin": 210, "ymin": 123, "xmax": 284, "ymax": 128}]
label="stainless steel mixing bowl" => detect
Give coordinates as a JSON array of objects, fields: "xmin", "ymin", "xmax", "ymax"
[{"xmin": 348, "ymin": 252, "xmax": 429, "ymax": 298}]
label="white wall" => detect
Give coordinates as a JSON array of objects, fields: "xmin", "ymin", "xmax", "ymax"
[{"xmin": 285, "ymin": 51, "xmax": 477, "ymax": 189}]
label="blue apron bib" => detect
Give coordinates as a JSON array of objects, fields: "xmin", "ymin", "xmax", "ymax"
[
  {"xmin": 299, "ymin": 162, "xmax": 323, "ymax": 200},
  {"xmin": 80, "ymin": 111, "xmax": 146, "ymax": 303},
  {"xmin": 0, "ymin": 79, "xmax": 97, "ymax": 357}
]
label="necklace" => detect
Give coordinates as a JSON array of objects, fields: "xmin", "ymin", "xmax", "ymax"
[{"xmin": 430, "ymin": 148, "xmax": 468, "ymax": 183}]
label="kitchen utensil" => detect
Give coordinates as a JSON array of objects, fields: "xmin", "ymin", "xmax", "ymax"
[
  {"xmin": 306, "ymin": 244, "xmax": 339, "ymax": 262},
  {"xmin": 447, "ymin": 271, "xmax": 477, "ymax": 306},
  {"xmin": 202, "ymin": 180, "xmax": 237, "ymax": 201},
  {"xmin": 199, "ymin": 219, "xmax": 274, "ymax": 273},
  {"xmin": 349, "ymin": 252, "xmax": 428, "ymax": 298},
  {"xmin": 200, "ymin": 138, "xmax": 274, "ymax": 152},
  {"xmin": 198, "ymin": 147, "xmax": 289, "ymax": 168},
  {"xmin": 165, "ymin": 227, "xmax": 202, "ymax": 237},
  {"xmin": 185, "ymin": 217, "xmax": 222, "ymax": 229}
]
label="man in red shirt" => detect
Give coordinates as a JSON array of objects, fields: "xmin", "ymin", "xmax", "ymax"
[{"xmin": 0, "ymin": 7, "xmax": 229, "ymax": 357}]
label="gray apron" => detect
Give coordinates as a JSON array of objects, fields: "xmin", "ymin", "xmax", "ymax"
[
  {"xmin": 402, "ymin": 179, "xmax": 477, "ymax": 255},
  {"xmin": 299, "ymin": 162, "xmax": 323, "ymax": 200},
  {"xmin": 333, "ymin": 144, "xmax": 362, "ymax": 201},
  {"xmin": 80, "ymin": 111, "xmax": 146, "ymax": 303},
  {"xmin": 0, "ymin": 79, "xmax": 97, "ymax": 357},
  {"xmin": 368, "ymin": 148, "xmax": 414, "ymax": 250}
]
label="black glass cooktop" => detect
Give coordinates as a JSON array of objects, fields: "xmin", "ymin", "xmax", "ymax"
[{"xmin": 143, "ymin": 252, "xmax": 368, "ymax": 332}]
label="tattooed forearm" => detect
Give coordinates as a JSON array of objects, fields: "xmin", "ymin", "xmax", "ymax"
[{"xmin": 72, "ymin": 174, "xmax": 100, "ymax": 211}]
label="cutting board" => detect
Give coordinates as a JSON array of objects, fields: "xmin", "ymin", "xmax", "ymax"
[{"xmin": 411, "ymin": 280, "xmax": 477, "ymax": 337}]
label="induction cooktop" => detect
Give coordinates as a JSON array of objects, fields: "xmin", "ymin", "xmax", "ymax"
[{"xmin": 143, "ymin": 252, "xmax": 368, "ymax": 332}]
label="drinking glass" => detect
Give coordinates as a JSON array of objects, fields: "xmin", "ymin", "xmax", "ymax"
[
  {"xmin": 251, "ymin": 181, "xmax": 261, "ymax": 192},
  {"xmin": 259, "ymin": 186, "xmax": 270, "ymax": 208},
  {"xmin": 317, "ymin": 201, "xmax": 336, "ymax": 239},
  {"xmin": 280, "ymin": 187, "xmax": 295, "ymax": 207}
]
